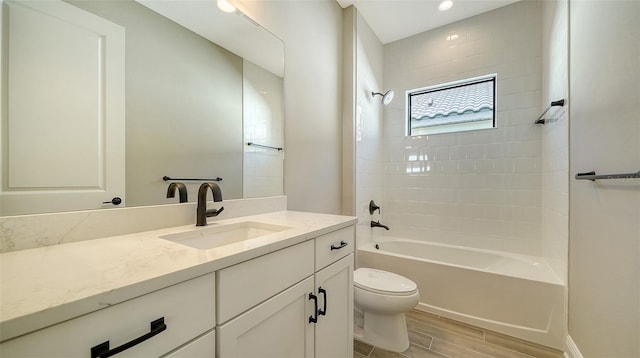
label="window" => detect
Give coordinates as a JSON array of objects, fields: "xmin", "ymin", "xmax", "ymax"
[{"xmin": 407, "ymin": 74, "xmax": 496, "ymax": 136}]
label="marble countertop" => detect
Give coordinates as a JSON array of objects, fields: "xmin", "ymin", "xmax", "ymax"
[{"xmin": 0, "ymin": 210, "xmax": 357, "ymax": 342}]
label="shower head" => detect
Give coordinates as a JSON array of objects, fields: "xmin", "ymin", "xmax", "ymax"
[{"xmin": 372, "ymin": 90, "xmax": 394, "ymax": 105}]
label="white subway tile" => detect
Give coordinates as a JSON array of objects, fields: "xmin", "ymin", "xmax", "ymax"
[
  {"xmin": 376, "ymin": 0, "xmax": 549, "ymax": 257},
  {"xmin": 457, "ymin": 160, "xmax": 477, "ymax": 173}
]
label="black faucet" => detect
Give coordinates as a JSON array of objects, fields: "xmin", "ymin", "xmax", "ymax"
[
  {"xmin": 166, "ymin": 182, "xmax": 188, "ymax": 203},
  {"xmin": 370, "ymin": 220, "xmax": 389, "ymax": 230},
  {"xmin": 196, "ymin": 182, "xmax": 224, "ymax": 226}
]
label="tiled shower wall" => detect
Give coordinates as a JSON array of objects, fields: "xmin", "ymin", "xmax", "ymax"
[
  {"xmin": 381, "ymin": 1, "xmax": 544, "ymax": 255},
  {"xmin": 243, "ymin": 60, "xmax": 284, "ymax": 198},
  {"xmin": 355, "ymin": 11, "xmax": 385, "ymax": 247},
  {"xmin": 541, "ymin": 0, "xmax": 568, "ymax": 282}
]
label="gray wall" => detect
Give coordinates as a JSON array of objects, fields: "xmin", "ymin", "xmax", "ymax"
[
  {"xmin": 237, "ymin": 0, "xmax": 345, "ymax": 215},
  {"xmin": 70, "ymin": 0, "xmax": 244, "ymax": 206},
  {"xmin": 569, "ymin": 1, "xmax": 640, "ymax": 356}
]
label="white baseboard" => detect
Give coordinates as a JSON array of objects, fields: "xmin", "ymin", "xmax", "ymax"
[{"xmin": 565, "ymin": 335, "xmax": 583, "ymax": 358}]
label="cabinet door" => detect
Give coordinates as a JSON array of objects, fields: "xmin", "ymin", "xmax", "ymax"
[
  {"xmin": 218, "ymin": 276, "xmax": 315, "ymax": 358},
  {"xmin": 315, "ymin": 254, "xmax": 354, "ymax": 358}
]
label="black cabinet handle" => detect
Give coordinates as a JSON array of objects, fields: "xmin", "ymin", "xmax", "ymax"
[
  {"xmin": 308, "ymin": 293, "xmax": 318, "ymax": 323},
  {"xmin": 330, "ymin": 241, "xmax": 348, "ymax": 250},
  {"xmin": 90, "ymin": 317, "xmax": 167, "ymax": 358},
  {"xmin": 318, "ymin": 287, "xmax": 327, "ymax": 316}
]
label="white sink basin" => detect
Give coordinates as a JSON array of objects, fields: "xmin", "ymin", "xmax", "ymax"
[{"xmin": 159, "ymin": 221, "xmax": 294, "ymax": 250}]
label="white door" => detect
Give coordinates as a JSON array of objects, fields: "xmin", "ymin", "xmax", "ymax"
[
  {"xmin": 0, "ymin": 0, "xmax": 125, "ymax": 216},
  {"xmin": 218, "ymin": 277, "xmax": 315, "ymax": 358},
  {"xmin": 315, "ymin": 254, "xmax": 354, "ymax": 358}
]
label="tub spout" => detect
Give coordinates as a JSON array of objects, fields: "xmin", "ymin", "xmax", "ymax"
[{"xmin": 371, "ymin": 220, "xmax": 389, "ymax": 230}]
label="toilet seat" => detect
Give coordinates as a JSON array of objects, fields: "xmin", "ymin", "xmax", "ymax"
[{"xmin": 354, "ymin": 268, "xmax": 417, "ymax": 296}]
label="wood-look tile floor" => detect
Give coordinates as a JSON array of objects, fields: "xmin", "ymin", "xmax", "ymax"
[{"xmin": 354, "ymin": 310, "xmax": 565, "ymax": 358}]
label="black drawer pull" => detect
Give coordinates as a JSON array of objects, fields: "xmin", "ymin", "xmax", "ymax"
[
  {"xmin": 330, "ymin": 241, "xmax": 348, "ymax": 250},
  {"xmin": 318, "ymin": 287, "xmax": 327, "ymax": 316},
  {"xmin": 308, "ymin": 293, "xmax": 318, "ymax": 323},
  {"xmin": 90, "ymin": 317, "xmax": 167, "ymax": 358}
]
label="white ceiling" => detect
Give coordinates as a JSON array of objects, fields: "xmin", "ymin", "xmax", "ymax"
[{"xmin": 336, "ymin": 0, "xmax": 520, "ymax": 44}]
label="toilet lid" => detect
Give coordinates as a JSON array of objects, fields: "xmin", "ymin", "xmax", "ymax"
[{"xmin": 354, "ymin": 268, "xmax": 417, "ymax": 294}]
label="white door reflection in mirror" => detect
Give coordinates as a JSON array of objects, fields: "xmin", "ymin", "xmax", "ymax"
[{"xmin": 0, "ymin": 0, "xmax": 125, "ymax": 216}]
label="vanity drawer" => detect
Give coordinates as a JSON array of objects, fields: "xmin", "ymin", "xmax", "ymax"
[
  {"xmin": 0, "ymin": 273, "xmax": 215, "ymax": 357},
  {"xmin": 217, "ymin": 240, "xmax": 314, "ymax": 324},
  {"xmin": 315, "ymin": 225, "xmax": 355, "ymax": 271},
  {"xmin": 165, "ymin": 329, "xmax": 215, "ymax": 357}
]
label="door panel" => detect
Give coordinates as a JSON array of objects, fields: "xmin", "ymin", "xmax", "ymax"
[
  {"xmin": 1, "ymin": 0, "xmax": 125, "ymax": 215},
  {"xmin": 218, "ymin": 277, "xmax": 315, "ymax": 358}
]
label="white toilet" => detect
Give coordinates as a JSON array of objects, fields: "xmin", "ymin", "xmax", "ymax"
[{"xmin": 353, "ymin": 267, "xmax": 420, "ymax": 352}]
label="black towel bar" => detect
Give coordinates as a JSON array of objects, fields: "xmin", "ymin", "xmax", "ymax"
[
  {"xmin": 163, "ymin": 176, "xmax": 222, "ymax": 182},
  {"xmin": 575, "ymin": 170, "xmax": 640, "ymax": 181},
  {"xmin": 247, "ymin": 142, "xmax": 283, "ymax": 151}
]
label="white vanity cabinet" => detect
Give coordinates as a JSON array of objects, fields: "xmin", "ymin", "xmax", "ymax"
[
  {"xmin": 0, "ymin": 273, "xmax": 216, "ymax": 357},
  {"xmin": 217, "ymin": 225, "xmax": 354, "ymax": 358},
  {"xmin": 217, "ymin": 276, "xmax": 316, "ymax": 357},
  {"xmin": 313, "ymin": 226, "xmax": 354, "ymax": 358},
  {"xmin": 217, "ymin": 240, "xmax": 316, "ymax": 357},
  {"xmin": 164, "ymin": 330, "xmax": 216, "ymax": 358},
  {"xmin": 314, "ymin": 254, "xmax": 354, "ymax": 358},
  {"xmin": 216, "ymin": 240, "xmax": 316, "ymax": 324},
  {"xmin": 0, "ymin": 222, "xmax": 355, "ymax": 358}
]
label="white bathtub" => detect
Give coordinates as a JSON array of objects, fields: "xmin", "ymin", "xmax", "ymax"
[{"xmin": 358, "ymin": 238, "xmax": 565, "ymax": 349}]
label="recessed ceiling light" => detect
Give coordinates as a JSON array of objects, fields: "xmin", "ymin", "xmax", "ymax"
[
  {"xmin": 217, "ymin": 0, "xmax": 236, "ymax": 13},
  {"xmin": 439, "ymin": 0, "xmax": 453, "ymax": 11}
]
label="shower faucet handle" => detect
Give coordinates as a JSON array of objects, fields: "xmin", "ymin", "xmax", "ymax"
[{"xmin": 369, "ymin": 200, "xmax": 381, "ymax": 215}]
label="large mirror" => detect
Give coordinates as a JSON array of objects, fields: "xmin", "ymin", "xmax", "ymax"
[{"xmin": 0, "ymin": 0, "xmax": 284, "ymax": 216}]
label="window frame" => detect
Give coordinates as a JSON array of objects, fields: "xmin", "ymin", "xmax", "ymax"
[{"xmin": 406, "ymin": 73, "xmax": 497, "ymax": 136}]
